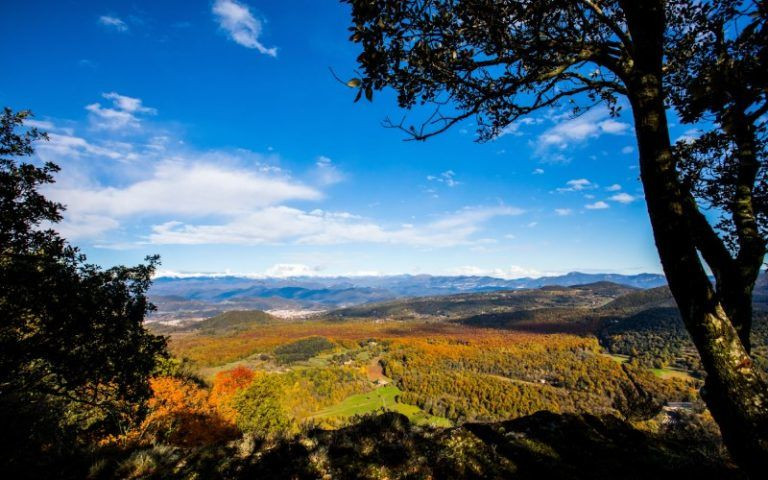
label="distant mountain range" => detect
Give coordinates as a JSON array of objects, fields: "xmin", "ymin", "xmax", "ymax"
[{"xmin": 147, "ymin": 272, "xmax": 668, "ymax": 321}]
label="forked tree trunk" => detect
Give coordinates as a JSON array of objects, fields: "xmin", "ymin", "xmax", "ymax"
[
  {"xmin": 721, "ymin": 283, "xmax": 756, "ymax": 353},
  {"xmin": 625, "ymin": 59, "xmax": 768, "ymax": 480},
  {"xmin": 618, "ymin": 3, "xmax": 768, "ymax": 475}
]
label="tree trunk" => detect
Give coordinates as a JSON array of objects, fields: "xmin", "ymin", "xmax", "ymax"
[
  {"xmin": 618, "ymin": 3, "xmax": 768, "ymax": 475},
  {"xmin": 720, "ymin": 282, "xmax": 755, "ymax": 353},
  {"xmin": 625, "ymin": 65, "xmax": 768, "ymax": 480},
  {"xmin": 724, "ymin": 109, "xmax": 766, "ymax": 353}
]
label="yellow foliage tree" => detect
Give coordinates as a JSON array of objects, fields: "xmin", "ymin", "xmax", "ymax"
[{"xmin": 209, "ymin": 366, "xmax": 258, "ymax": 422}]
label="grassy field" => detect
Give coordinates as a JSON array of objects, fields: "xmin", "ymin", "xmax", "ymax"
[
  {"xmin": 651, "ymin": 367, "xmax": 696, "ymax": 381},
  {"xmin": 198, "ymin": 346, "xmax": 344, "ymax": 380},
  {"xmin": 602, "ymin": 353, "xmax": 630, "ymax": 364},
  {"xmin": 312, "ymin": 385, "xmax": 453, "ymax": 428},
  {"xmin": 602, "ymin": 353, "xmax": 696, "ymax": 381}
]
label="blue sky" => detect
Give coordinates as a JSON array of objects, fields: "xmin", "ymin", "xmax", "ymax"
[{"xmin": 1, "ymin": 0, "xmax": 691, "ymax": 278}]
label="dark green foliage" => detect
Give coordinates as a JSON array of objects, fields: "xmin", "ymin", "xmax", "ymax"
[
  {"xmin": 460, "ymin": 307, "xmax": 599, "ymax": 334},
  {"xmin": 328, "ymin": 283, "xmax": 627, "ymax": 321},
  {"xmin": 153, "ymin": 356, "xmax": 207, "ymax": 388},
  {"xmin": 599, "ymin": 308, "xmax": 768, "ymax": 375},
  {"xmin": 600, "ymin": 308, "xmax": 696, "ymax": 369},
  {"xmin": 667, "ymin": 0, "xmax": 768, "ymax": 251},
  {"xmin": 0, "ymin": 108, "xmax": 167, "ymax": 477},
  {"xmin": 273, "ymin": 336, "xmax": 336, "ymax": 363},
  {"xmin": 568, "ymin": 281, "xmax": 640, "ymax": 297},
  {"xmin": 599, "ymin": 286, "xmax": 677, "ymax": 313}
]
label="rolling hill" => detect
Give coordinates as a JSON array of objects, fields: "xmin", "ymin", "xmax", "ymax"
[
  {"xmin": 598, "ymin": 286, "xmax": 676, "ymax": 313},
  {"xmin": 324, "ymin": 282, "xmax": 637, "ymax": 321},
  {"xmin": 147, "ymin": 272, "xmax": 667, "ymax": 321}
]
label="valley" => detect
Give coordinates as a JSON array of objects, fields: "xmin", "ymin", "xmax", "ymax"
[{"xmin": 153, "ymin": 280, "xmax": 768, "ymax": 440}]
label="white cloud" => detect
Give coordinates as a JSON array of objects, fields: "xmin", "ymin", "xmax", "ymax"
[
  {"xmin": 447, "ymin": 265, "xmax": 544, "ymax": 279},
  {"xmin": 39, "ymin": 101, "xmax": 520, "ymax": 250},
  {"xmin": 86, "ymin": 92, "xmax": 155, "ymax": 131},
  {"xmin": 52, "ymin": 161, "xmax": 321, "ymax": 220},
  {"xmin": 37, "ymin": 132, "xmax": 127, "ymax": 161},
  {"xmin": 532, "ymin": 168, "xmax": 545, "ymax": 175},
  {"xmin": 621, "ymin": 146, "xmax": 634, "ymax": 154},
  {"xmin": 313, "ymin": 155, "xmax": 345, "ymax": 186},
  {"xmin": 535, "ymin": 108, "xmax": 630, "ymax": 159},
  {"xmin": 609, "ymin": 192, "xmax": 636, "ymax": 204},
  {"xmin": 102, "ymin": 92, "xmax": 156, "ymax": 114},
  {"xmin": 585, "ymin": 201, "xmax": 610, "ymax": 210},
  {"xmin": 496, "ymin": 117, "xmax": 541, "ymax": 138},
  {"xmin": 24, "ymin": 119, "xmax": 55, "ymax": 130},
  {"xmin": 598, "ymin": 119, "xmax": 629, "ymax": 134},
  {"xmin": 557, "ymin": 178, "xmax": 595, "ymax": 192},
  {"xmin": 265, "ymin": 263, "xmax": 321, "ymax": 277},
  {"xmin": 554, "ymin": 208, "xmax": 573, "ymax": 216},
  {"xmin": 86, "ymin": 103, "xmax": 138, "ymax": 130},
  {"xmin": 152, "ymin": 265, "xmax": 331, "ymax": 279},
  {"xmin": 212, "ymin": 0, "xmax": 277, "ymax": 56},
  {"xmin": 606, "ymin": 184, "xmax": 622, "ymax": 191},
  {"xmin": 676, "ymin": 128, "xmax": 701, "ymax": 144},
  {"xmin": 24, "ymin": 119, "xmax": 75, "ymax": 136},
  {"xmin": 51, "ymin": 214, "xmax": 121, "ymax": 241},
  {"xmin": 147, "ymin": 205, "xmax": 523, "ymax": 247},
  {"xmin": 427, "ymin": 170, "xmax": 460, "ymax": 187},
  {"xmin": 99, "ymin": 15, "xmax": 128, "ymax": 32}
]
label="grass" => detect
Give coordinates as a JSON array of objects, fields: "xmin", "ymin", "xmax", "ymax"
[
  {"xmin": 651, "ymin": 367, "xmax": 695, "ymax": 381},
  {"xmin": 198, "ymin": 346, "xmax": 345, "ymax": 380},
  {"xmin": 602, "ymin": 353, "xmax": 695, "ymax": 380},
  {"xmin": 312, "ymin": 385, "xmax": 453, "ymax": 428},
  {"xmin": 602, "ymin": 353, "xmax": 630, "ymax": 364},
  {"xmin": 601, "ymin": 353, "xmax": 696, "ymax": 381},
  {"xmin": 198, "ymin": 353, "xmax": 274, "ymax": 381}
]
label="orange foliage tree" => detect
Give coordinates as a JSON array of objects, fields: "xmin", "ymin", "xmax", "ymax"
[
  {"xmin": 135, "ymin": 376, "xmax": 237, "ymax": 447},
  {"xmin": 209, "ymin": 366, "xmax": 257, "ymax": 422}
]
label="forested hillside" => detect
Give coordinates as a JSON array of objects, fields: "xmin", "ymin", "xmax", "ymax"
[{"xmin": 326, "ymin": 282, "xmax": 636, "ymax": 321}]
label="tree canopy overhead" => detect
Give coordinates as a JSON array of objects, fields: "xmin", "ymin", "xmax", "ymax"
[{"xmin": 346, "ymin": 0, "xmax": 644, "ymax": 141}]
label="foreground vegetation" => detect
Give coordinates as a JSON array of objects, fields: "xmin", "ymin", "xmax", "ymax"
[
  {"xmin": 0, "ymin": 109, "xmax": 167, "ymax": 478},
  {"xmin": 85, "ymin": 410, "xmax": 742, "ymax": 480}
]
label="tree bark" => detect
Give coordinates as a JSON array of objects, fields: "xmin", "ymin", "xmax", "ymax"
[
  {"xmin": 724, "ymin": 108, "xmax": 766, "ymax": 352},
  {"xmin": 629, "ymin": 73, "xmax": 768, "ymax": 478},
  {"xmin": 620, "ymin": 1, "xmax": 768, "ymax": 476}
]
